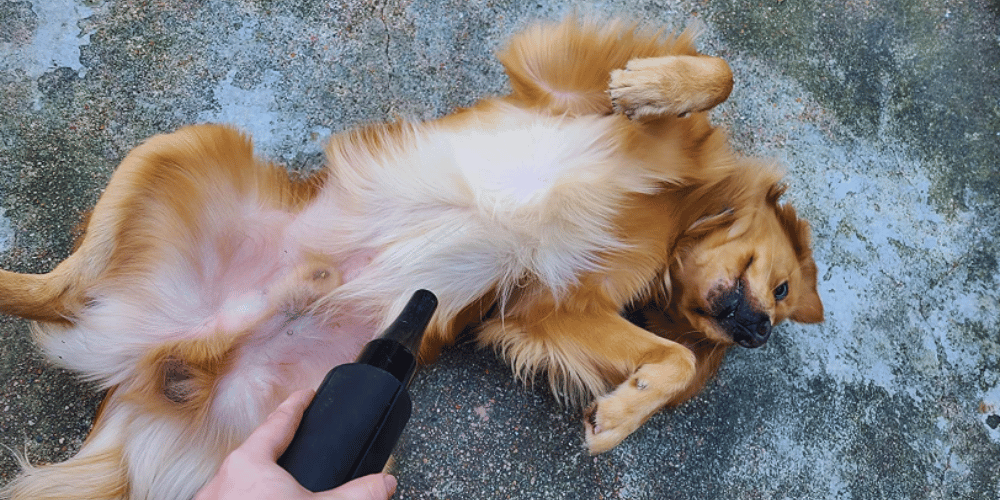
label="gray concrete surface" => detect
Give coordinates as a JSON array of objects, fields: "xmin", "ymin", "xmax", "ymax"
[{"xmin": 1, "ymin": 0, "xmax": 998, "ymax": 498}]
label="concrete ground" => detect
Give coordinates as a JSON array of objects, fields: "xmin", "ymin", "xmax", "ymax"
[{"xmin": 1, "ymin": 0, "xmax": 997, "ymax": 498}]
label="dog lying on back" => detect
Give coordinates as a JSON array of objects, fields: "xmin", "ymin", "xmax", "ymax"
[{"xmin": 0, "ymin": 19, "xmax": 822, "ymax": 500}]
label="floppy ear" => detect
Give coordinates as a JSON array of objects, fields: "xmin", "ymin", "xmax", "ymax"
[
  {"xmin": 770, "ymin": 194, "xmax": 824, "ymax": 324},
  {"xmin": 791, "ymin": 287, "xmax": 824, "ymax": 323},
  {"xmin": 791, "ymin": 250, "xmax": 824, "ymax": 324}
]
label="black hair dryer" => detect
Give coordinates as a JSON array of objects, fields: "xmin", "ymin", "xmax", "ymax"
[{"xmin": 278, "ymin": 289, "xmax": 438, "ymax": 491}]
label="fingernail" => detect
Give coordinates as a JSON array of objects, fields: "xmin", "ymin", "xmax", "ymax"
[{"xmin": 383, "ymin": 474, "xmax": 398, "ymax": 494}]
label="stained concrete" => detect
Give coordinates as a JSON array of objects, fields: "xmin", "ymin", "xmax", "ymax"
[{"xmin": 1, "ymin": 0, "xmax": 997, "ymax": 498}]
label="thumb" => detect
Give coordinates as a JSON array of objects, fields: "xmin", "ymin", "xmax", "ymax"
[
  {"xmin": 321, "ymin": 473, "xmax": 397, "ymax": 500},
  {"xmin": 238, "ymin": 389, "xmax": 315, "ymax": 460}
]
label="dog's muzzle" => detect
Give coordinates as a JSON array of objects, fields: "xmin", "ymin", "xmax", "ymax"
[{"xmin": 710, "ymin": 282, "xmax": 772, "ymax": 348}]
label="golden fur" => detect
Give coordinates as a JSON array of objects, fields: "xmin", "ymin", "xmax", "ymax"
[{"xmin": 0, "ymin": 19, "xmax": 821, "ymax": 500}]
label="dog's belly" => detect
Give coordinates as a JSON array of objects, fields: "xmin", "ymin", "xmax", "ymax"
[
  {"xmin": 45, "ymin": 106, "xmax": 644, "ymax": 414},
  {"xmin": 161, "ymin": 206, "xmax": 382, "ymax": 414},
  {"xmin": 289, "ymin": 106, "xmax": 647, "ymax": 332},
  {"xmin": 211, "ymin": 300, "xmax": 375, "ymax": 420},
  {"xmin": 39, "ymin": 201, "xmax": 379, "ymax": 412}
]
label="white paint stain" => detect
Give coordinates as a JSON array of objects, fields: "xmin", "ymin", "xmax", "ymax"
[
  {"xmin": 198, "ymin": 69, "xmax": 285, "ymax": 153},
  {"xmin": 191, "ymin": 14, "xmax": 333, "ymax": 161},
  {"xmin": 1, "ymin": 1, "xmax": 94, "ymax": 80},
  {"xmin": 197, "ymin": 71, "xmax": 331, "ymax": 162}
]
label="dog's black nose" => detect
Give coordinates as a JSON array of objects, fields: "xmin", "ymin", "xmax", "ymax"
[
  {"xmin": 732, "ymin": 314, "xmax": 771, "ymax": 348},
  {"xmin": 711, "ymin": 283, "xmax": 772, "ymax": 348}
]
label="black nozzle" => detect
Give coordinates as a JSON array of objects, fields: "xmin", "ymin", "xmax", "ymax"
[
  {"xmin": 378, "ymin": 289, "xmax": 438, "ymax": 354},
  {"xmin": 355, "ymin": 289, "xmax": 438, "ymax": 386}
]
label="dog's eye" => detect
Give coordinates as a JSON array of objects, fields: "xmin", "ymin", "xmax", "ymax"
[{"xmin": 774, "ymin": 282, "xmax": 789, "ymax": 301}]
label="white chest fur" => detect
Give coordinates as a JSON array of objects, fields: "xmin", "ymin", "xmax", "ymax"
[{"xmin": 295, "ymin": 106, "xmax": 660, "ymax": 328}]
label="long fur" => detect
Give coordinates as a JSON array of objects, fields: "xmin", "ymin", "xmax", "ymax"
[{"xmin": 0, "ymin": 18, "xmax": 822, "ymax": 499}]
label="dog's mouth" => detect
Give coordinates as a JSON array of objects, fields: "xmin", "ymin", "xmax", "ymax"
[{"xmin": 701, "ymin": 280, "xmax": 772, "ymax": 348}]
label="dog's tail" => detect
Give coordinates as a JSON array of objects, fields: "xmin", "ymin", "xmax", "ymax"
[
  {"xmin": 3, "ymin": 396, "xmax": 129, "ymax": 500},
  {"xmin": 4, "ymin": 448, "xmax": 129, "ymax": 500},
  {"xmin": 4, "ymin": 388, "xmax": 234, "ymax": 500}
]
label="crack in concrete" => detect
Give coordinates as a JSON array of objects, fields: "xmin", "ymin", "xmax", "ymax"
[{"xmin": 378, "ymin": 0, "xmax": 394, "ymax": 117}]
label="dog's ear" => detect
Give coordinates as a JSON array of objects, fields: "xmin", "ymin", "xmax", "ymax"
[
  {"xmin": 792, "ymin": 296, "xmax": 824, "ymax": 323},
  {"xmin": 788, "ymin": 218, "xmax": 824, "ymax": 324},
  {"xmin": 791, "ymin": 256, "xmax": 824, "ymax": 323},
  {"xmin": 770, "ymin": 192, "xmax": 824, "ymax": 324}
]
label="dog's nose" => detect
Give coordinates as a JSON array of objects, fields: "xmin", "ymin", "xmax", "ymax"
[
  {"xmin": 732, "ymin": 313, "xmax": 771, "ymax": 348},
  {"xmin": 711, "ymin": 283, "xmax": 772, "ymax": 348}
]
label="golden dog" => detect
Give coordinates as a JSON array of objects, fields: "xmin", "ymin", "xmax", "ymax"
[{"xmin": 0, "ymin": 19, "xmax": 822, "ymax": 500}]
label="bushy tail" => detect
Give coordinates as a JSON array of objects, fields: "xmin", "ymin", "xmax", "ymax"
[
  {"xmin": 3, "ymin": 388, "xmax": 233, "ymax": 500},
  {"xmin": 3, "ymin": 435, "xmax": 128, "ymax": 500}
]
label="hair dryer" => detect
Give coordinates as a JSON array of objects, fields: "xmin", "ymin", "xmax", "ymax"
[{"xmin": 277, "ymin": 289, "xmax": 438, "ymax": 491}]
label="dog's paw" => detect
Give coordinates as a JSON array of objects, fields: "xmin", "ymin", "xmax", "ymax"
[
  {"xmin": 584, "ymin": 385, "xmax": 647, "ymax": 454},
  {"xmin": 609, "ymin": 55, "xmax": 733, "ymax": 120},
  {"xmin": 582, "ymin": 353, "xmax": 697, "ymax": 454},
  {"xmin": 609, "ymin": 59, "xmax": 688, "ymax": 120}
]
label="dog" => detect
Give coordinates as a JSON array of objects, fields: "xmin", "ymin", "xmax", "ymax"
[{"xmin": 0, "ymin": 18, "xmax": 822, "ymax": 500}]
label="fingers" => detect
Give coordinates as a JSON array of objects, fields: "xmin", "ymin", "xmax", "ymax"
[
  {"xmin": 322, "ymin": 474, "xmax": 397, "ymax": 500},
  {"xmin": 238, "ymin": 389, "xmax": 316, "ymax": 461}
]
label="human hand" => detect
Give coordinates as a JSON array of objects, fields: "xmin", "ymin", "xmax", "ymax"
[{"xmin": 195, "ymin": 390, "xmax": 397, "ymax": 500}]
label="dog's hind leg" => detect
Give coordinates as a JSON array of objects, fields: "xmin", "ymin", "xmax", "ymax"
[
  {"xmin": 5, "ymin": 385, "xmax": 228, "ymax": 500},
  {"xmin": 609, "ymin": 55, "xmax": 734, "ymax": 119},
  {"xmin": 498, "ymin": 18, "xmax": 704, "ymax": 115},
  {"xmin": 0, "ymin": 268, "xmax": 82, "ymax": 322},
  {"xmin": 0, "ymin": 124, "xmax": 319, "ymax": 325},
  {"xmin": 5, "ymin": 390, "xmax": 130, "ymax": 500}
]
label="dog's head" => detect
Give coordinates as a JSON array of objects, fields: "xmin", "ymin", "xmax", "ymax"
[{"xmin": 668, "ymin": 178, "xmax": 823, "ymax": 348}]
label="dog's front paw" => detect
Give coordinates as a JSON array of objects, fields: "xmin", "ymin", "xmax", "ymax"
[
  {"xmin": 582, "ymin": 352, "xmax": 697, "ymax": 454},
  {"xmin": 609, "ymin": 55, "xmax": 733, "ymax": 120},
  {"xmin": 584, "ymin": 387, "xmax": 646, "ymax": 454}
]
